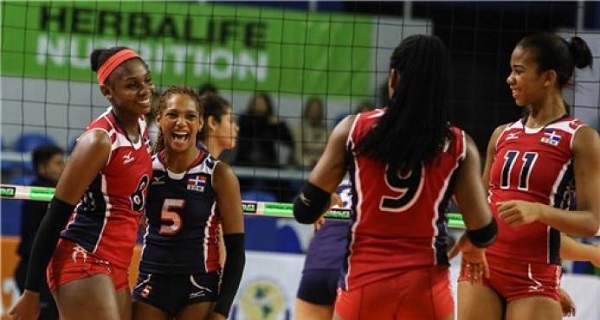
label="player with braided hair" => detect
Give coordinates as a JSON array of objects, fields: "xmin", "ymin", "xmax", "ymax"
[{"xmin": 293, "ymin": 34, "xmax": 496, "ymax": 320}]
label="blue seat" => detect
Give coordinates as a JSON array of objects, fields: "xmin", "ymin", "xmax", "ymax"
[{"xmin": 14, "ymin": 132, "xmax": 57, "ymax": 153}]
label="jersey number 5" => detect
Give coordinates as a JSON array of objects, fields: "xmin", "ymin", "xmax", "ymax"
[
  {"xmin": 500, "ymin": 150, "xmax": 538, "ymax": 191},
  {"xmin": 159, "ymin": 199, "xmax": 185, "ymax": 235},
  {"xmin": 379, "ymin": 164, "xmax": 424, "ymax": 212}
]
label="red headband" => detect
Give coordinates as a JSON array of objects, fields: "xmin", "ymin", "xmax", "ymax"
[{"xmin": 96, "ymin": 49, "xmax": 141, "ymax": 85}]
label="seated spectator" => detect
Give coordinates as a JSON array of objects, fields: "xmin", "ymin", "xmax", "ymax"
[
  {"xmin": 294, "ymin": 97, "xmax": 328, "ymax": 169},
  {"xmin": 235, "ymin": 92, "xmax": 294, "ymax": 168},
  {"xmin": 15, "ymin": 145, "xmax": 65, "ymax": 320}
]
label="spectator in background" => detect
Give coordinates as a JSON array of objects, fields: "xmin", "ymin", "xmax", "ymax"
[
  {"xmin": 198, "ymin": 82, "xmax": 218, "ymax": 96},
  {"xmin": 294, "ymin": 97, "xmax": 328, "ymax": 169},
  {"xmin": 15, "ymin": 145, "xmax": 65, "ymax": 320},
  {"xmin": 235, "ymin": 92, "xmax": 294, "ymax": 168}
]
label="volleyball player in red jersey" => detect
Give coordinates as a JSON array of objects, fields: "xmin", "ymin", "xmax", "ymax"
[
  {"xmin": 293, "ymin": 34, "xmax": 497, "ymax": 320},
  {"xmin": 10, "ymin": 47, "xmax": 155, "ymax": 320},
  {"xmin": 458, "ymin": 32, "xmax": 600, "ymax": 320}
]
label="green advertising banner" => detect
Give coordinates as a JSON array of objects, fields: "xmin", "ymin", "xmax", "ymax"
[{"xmin": 1, "ymin": 1, "xmax": 372, "ymax": 96}]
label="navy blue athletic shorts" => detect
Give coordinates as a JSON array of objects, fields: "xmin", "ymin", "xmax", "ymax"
[
  {"xmin": 296, "ymin": 269, "xmax": 340, "ymax": 305},
  {"xmin": 133, "ymin": 271, "xmax": 220, "ymax": 314}
]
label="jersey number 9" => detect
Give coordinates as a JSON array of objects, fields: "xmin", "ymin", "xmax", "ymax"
[{"xmin": 379, "ymin": 164, "xmax": 424, "ymax": 212}]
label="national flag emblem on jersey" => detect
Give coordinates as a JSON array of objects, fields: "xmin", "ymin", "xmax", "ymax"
[
  {"xmin": 187, "ymin": 175, "xmax": 207, "ymax": 192},
  {"xmin": 540, "ymin": 129, "xmax": 561, "ymax": 147}
]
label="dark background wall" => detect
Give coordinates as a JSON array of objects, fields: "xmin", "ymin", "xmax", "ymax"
[
  {"xmin": 228, "ymin": 1, "xmax": 598, "ymax": 152},
  {"xmin": 344, "ymin": 1, "xmax": 590, "ymax": 151}
]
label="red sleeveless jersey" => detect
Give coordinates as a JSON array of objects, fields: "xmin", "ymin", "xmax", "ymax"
[
  {"xmin": 341, "ymin": 109, "xmax": 466, "ymax": 290},
  {"xmin": 487, "ymin": 116, "xmax": 585, "ymax": 265},
  {"xmin": 61, "ymin": 108, "xmax": 152, "ymax": 270}
]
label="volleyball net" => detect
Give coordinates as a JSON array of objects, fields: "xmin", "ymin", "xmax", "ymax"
[{"xmin": 1, "ymin": 1, "xmax": 598, "ymax": 223}]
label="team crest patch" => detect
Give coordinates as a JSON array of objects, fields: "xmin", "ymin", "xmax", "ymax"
[
  {"xmin": 187, "ymin": 175, "xmax": 206, "ymax": 192},
  {"xmin": 540, "ymin": 129, "xmax": 561, "ymax": 147}
]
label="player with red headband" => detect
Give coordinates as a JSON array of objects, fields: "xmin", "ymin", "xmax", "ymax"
[{"xmin": 10, "ymin": 46, "xmax": 155, "ymax": 320}]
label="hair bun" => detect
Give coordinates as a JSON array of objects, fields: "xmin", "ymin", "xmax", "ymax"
[
  {"xmin": 90, "ymin": 49, "xmax": 105, "ymax": 72},
  {"xmin": 568, "ymin": 36, "xmax": 593, "ymax": 69}
]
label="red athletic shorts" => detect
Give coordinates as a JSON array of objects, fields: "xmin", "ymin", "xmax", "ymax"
[
  {"xmin": 47, "ymin": 239, "xmax": 129, "ymax": 293},
  {"xmin": 458, "ymin": 253, "xmax": 561, "ymax": 302},
  {"xmin": 335, "ymin": 266, "xmax": 454, "ymax": 320}
]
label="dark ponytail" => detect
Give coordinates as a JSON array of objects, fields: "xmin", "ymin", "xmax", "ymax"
[
  {"xmin": 518, "ymin": 32, "xmax": 593, "ymax": 89},
  {"xmin": 567, "ymin": 36, "xmax": 593, "ymax": 69},
  {"xmin": 355, "ymin": 34, "xmax": 452, "ymax": 172}
]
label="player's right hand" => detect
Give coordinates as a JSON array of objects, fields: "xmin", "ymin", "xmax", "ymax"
[
  {"xmin": 9, "ymin": 290, "xmax": 41, "ymax": 320},
  {"xmin": 559, "ymin": 287, "xmax": 576, "ymax": 317},
  {"xmin": 449, "ymin": 233, "xmax": 490, "ymax": 284}
]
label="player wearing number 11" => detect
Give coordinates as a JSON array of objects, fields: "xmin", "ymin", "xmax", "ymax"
[
  {"xmin": 458, "ymin": 32, "xmax": 600, "ymax": 320},
  {"xmin": 293, "ymin": 34, "xmax": 497, "ymax": 320}
]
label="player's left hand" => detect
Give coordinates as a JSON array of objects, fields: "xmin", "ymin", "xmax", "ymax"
[
  {"xmin": 559, "ymin": 287, "xmax": 576, "ymax": 317},
  {"xmin": 497, "ymin": 200, "xmax": 543, "ymax": 226}
]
